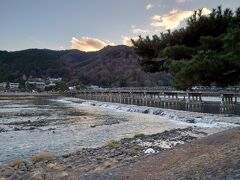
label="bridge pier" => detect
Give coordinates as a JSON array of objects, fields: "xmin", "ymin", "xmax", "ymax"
[
  {"xmin": 163, "ymin": 92, "xmax": 179, "ymax": 109},
  {"xmin": 67, "ymin": 89, "xmax": 239, "ymax": 114},
  {"xmin": 186, "ymin": 92, "xmax": 203, "ymax": 112},
  {"xmin": 220, "ymin": 94, "xmax": 237, "ymax": 114}
]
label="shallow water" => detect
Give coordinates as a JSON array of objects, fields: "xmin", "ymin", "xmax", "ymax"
[
  {"xmin": 0, "ymin": 97, "xmax": 239, "ymax": 165},
  {"xmin": 0, "ymin": 98, "xmax": 182, "ymax": 164}
]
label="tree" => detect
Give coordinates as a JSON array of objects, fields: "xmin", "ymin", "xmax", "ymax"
[
  {"xmin": 54, "ymin": 81, "xmax": 68, "ymax": 91},
  {"xmin": 6, "ymin": 82, "xmax": 10, "ymax": 89},
  {"xmin": 76, "ymin": 83, "xmax": 86, "ymax": 90},
  {"xmin": 132, "ymin": 6, "xmax": 240, "ymax": 89},
  {"xmin": 25, "ymin": 83, "xmax": 36, "ymax": 92},
  {"xmin": 19, "ymin": 82, "xmax": 26, "ymax": 90}
]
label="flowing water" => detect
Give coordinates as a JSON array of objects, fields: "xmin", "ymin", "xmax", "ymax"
[{"xmin": 0, "ymin": 97, "xmax": 239, "ymax": 165}]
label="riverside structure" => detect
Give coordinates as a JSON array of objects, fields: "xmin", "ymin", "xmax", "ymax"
[{"xmin": 68, "ymin": 89, "xmax": 240, "ymax": 115}]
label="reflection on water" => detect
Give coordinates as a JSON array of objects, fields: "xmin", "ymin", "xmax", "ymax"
[{"xmin": 143, "ymin": 101, "xmax": 240, "ymax": 115}]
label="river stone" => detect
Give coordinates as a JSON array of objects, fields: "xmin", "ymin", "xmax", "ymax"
[
  {"xmin": 0, "ymin": 128, "xmax": 6, "ymax": 132},
  {"xmin": 142, "ymin": 109, "xmax": 150, "ymax": 114},
  {"xmin": 144, "ymin": 148, "xmax": 156, "ymax": 154},
  {"xmin": 13, "ymin": 127, "xmax": 20, "ymax": 131},
  {"xmin": 186, "ymin": 119, "xmax": 195, "ymax": 123}
]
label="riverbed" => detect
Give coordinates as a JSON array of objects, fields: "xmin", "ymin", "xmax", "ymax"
[{"xmin": 0, "ymin": 97, "xmax": 239, "ymax": 165}]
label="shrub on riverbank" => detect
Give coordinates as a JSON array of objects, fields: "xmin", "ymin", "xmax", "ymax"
[
  {"xmin": 9, "ymin": 159, "xmax": 26, "ymax": 167},
  {"xmin": 128, "ymin": 146, "xmax": 140, "ymax": 156},
  {"xmin": 106, "ymin": 140, "xmax": 121, "ymax": 149},
  {"xmin": 31, "ymin": 152, "xmax": 57, "ymax": 164},
  {"xmin": 134, "ymin": 133, "xmax": 145, "ymax": 139}
]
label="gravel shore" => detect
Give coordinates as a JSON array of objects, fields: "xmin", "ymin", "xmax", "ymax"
[
  {"xmin": 86, "ymin": 127, "xmax": 240, "ymax": 180},
  {"xmin": 1, "ymin": 98, "xmax": 239, "ymax": 179},
  {"xmin": 0, "ymin": 127, "xmax": 210, "ymax": 179}
]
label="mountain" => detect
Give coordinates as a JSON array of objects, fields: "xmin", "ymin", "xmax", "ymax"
[{"xmin": 0, "ymin": 46, "xmax": 173, "ymax": 87}]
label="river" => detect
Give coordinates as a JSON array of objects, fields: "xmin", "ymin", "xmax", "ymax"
[{"xmin": 0, "ymin": 97, "xmax": 239, "ymax": 164}]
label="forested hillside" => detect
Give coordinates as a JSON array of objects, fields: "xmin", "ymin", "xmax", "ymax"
[
  {"xmin": 0, "ymin": 46, "xmax": 173, "ymax": 87},
  {"xmin": 132, "ymin": 6, "xmax": 240, "ymax": 89}
]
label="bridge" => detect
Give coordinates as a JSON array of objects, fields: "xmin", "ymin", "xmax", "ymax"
[
  {"xmin": 67, "ymin": 89, "xmax": 240, "ymax": 114},
  {"xmin": 0, "ymin": 89, "xmax": 239, "ymax": 114}
]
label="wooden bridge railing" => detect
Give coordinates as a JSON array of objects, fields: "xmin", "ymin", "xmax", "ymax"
[{"xmin": 66, "ymin": 90, "xmax": 239, "ymax": 113}]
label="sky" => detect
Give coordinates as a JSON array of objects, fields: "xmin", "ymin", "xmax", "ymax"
[{"xmin": 0, "ymin": 0, "xmax": 239, "ymax": 51}]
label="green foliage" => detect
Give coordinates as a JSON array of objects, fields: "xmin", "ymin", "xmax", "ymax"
[
  {"xmin": 19, "ymin": 82, "xmax": 26, "ymax": 90},
  {"xmin": 127, "ymin": 146, "xmax": 140, "ymax": 156},
  {"xmin": 132, "ymin": 6, "xmax": 240, "ymax": 89},
  {"xmin": 199, "ymin": 36, "xmax": 223, "ymax": 52},
  {"xmin": 169, "ymin": 46, "xmax": 240, "ymax": 89},
  {"xmin": 6, "ymin": 82, "xmax": 10, "ymax": 89},
  {"xmin": 161, "ymin": 45, "xmax": 195, "ymax": 60},
  {"xmin": 25, "ymin": 83, "xmax": 36, "ymax": 91},
  {"xmin": 0, "ymin": 47, "xmax": 173, "ymax": 87},
  {"xmin": 133, "ymin": 133, "xmax": 145, "ymax": 139},
  {"xmin": 54, "ymin": 81, "xmax": 68, "ymax": 91},
  {"xmin": 222, "ymin": 27, "xmax": 240, "ymax": 52},
  {"xmin": 76, "ymin": 83, "xmax": 86, "ymax": 90},
  {"xmin": 138, "ymin": 58, "xmax": 166, "ymax": 72},
  {"xmin": 45, "ymin": 85, "xmax": 55, "ymax": 92},
  {"xmin": 106, "ymin": 139, "xmax": 121, "ymax": 149},
  {"xmin": 0, "ymin": 49, "xmax": 69, "ymax": 82}
]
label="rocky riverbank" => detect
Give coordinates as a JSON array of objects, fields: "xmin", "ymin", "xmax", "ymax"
[
  {"xmin": 87, "ymin": 127, "xmax": 240, "ymax": 180},
  {"xmin": 1, "ymin": 97, "xmax": 239, "ymax": 179},
  {"xmin": 0, "ymin": 127, "xmax": 208, "ymax": 179}
]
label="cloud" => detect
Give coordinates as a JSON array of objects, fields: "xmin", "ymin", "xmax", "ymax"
[
  {"xmin": 122, "ymin": 36, "xmax": 139, "ymax": 47},
  {"xmin": 200, "ymin": 8, "xmax": 211, "ymax": 15},
  {"xmin": 151, "ymin": 15, "xmax": 162, "ymax": 21},
  {"xmin": 146, "ymin": 3, "xmax": 153, "ymax": 10},
  {"xmin": 131, "ymin": 25, "xmax": 149, "ymax": 34},
  {"xmin": 71, "ymin": 37, "xmax": 115, "ymax": 52},
  {"xmin": 176, "ymin": 0, "xmax": 190, "ymax": 3},
  {"xmin": 151, "ymin": 8, "xmax": 211, "ymax": 29},
  {"xmin": 59, "ymin": 45, "xmax": 65, "ymax": 50}
]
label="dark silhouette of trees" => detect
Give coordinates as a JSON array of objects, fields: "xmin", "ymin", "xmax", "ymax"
[{"xmin": 132, "ymin": 6, "xmax": 240, "ymax": 89}]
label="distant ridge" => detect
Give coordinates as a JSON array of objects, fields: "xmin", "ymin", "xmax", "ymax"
[{"xmin": 0, "ymin": 46, "xmax": 173, "ymax": 87}]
